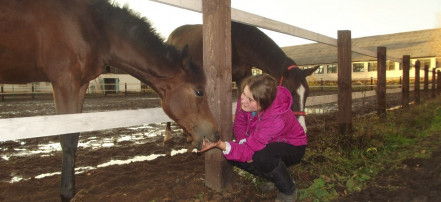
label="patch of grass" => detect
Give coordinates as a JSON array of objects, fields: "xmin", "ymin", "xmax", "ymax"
[
  {"xmin": 292, "ymin": 97, "xmax": 441, "ymax": 201},
  {"xmin": 195, "ymin": 193, "xmax": 204, "ymax": 200},
  {"xmin": 297, "ymin": 177, "xmax": 339, "ymax": 201}
]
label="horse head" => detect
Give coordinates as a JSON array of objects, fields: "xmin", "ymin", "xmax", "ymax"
[
  {"xmin": 280, "ymin": 65, "xmax": 319, "ymax": 133},
  {"xmin": 158, "ymin": 45, "xmax": 219, "ymax": 150}
]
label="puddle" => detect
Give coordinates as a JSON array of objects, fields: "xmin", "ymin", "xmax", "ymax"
[
  {"xmin": 0, "ymin": 122, "xmax": 181, "ymax": 159},
  {"xmin": 0, "ymin": 122, "xmax": 189, "ymax": 184},
  {"xmin": 7, "ymin": 148, "xmax": 192, "ymax": 183}
]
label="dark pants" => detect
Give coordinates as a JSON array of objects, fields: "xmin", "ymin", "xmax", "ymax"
[
  {"xmin": 230, "ymin": 142, "xmax": 306, "ymax": 173},
  {"xmin": 229, "ymin": 143, "xmax": 306, "ymax": 194}
]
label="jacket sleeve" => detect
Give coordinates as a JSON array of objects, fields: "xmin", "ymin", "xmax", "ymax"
[
  {"xmin": 233, "ymin": 100, "xmax": 247, "ymax": 141},
  {"xmin": 225, "ymin": 117, "xmax": 285, "ymax": 162}
]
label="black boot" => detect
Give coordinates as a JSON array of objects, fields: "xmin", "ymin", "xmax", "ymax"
[
  {"xmin": 266, "ymin": 160, "xmax": 297, "ymax": 202},
  {"xmin": 229, "ymin": 161, "xmax": 277, "ymax": 193},
  {"xmin": 248, "ymin": 167, "xmax": 278, "ymax": 193}
]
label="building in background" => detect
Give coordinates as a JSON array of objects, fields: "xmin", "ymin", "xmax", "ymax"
[
  {"xmin": 282, "ymin": 28, "xmax": 441, "ymax": 82},
  {"xmin": 1, "ymin": 66, "xmax": 144, "ymax": 95}
]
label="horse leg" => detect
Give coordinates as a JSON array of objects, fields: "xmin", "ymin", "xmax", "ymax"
[
  {"xmin": 163, "ymin": 122, "xmax": 193, "ymax": 143},
  {"xmin": 163, "ymin": 122, "xmax": 172, "ymax": 143},
  {"xmin": 60, "ymin": 132, "xmax": 80, "ymax": 202},
  {"xmin": 184, "ymin": 130, "xmax": 192, "ymax": 143},
  {"xmin": 52, "ymin": 82, "xmax": 88, "ymax": 201}
]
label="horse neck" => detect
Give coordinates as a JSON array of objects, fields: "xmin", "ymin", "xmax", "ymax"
[
  {"xmin": 106, "ymin": 45, "xmax": 181, "ymax": 96},
  {"xmin": 231, "ymin": 22, "xmax": 297, "ymax": 79},
  {"xmin": 90, "ymin": 2, "xmax": 182, "ymax": 96},
  {"xmin": 252, "ymin": 56, "xmax": 295, "ymax": 79}
]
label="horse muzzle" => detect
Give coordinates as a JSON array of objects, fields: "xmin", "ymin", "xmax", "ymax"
[{"xmin": 190, "ymin": 122, "xmax": 219, "ymax": 150}]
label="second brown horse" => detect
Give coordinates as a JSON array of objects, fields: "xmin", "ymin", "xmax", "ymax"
[{"xmin": 165, "ymin": 22, "xmax": 318, "ymax": 142}]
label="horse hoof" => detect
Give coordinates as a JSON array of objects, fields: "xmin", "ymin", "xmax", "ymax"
[
  {"xmin": 186, "ymin": 136, "xmax": 193, "ymax": 143},
  {"xmin": 163, "ymin": 131, "xmax": 172, "ymax": 144}
]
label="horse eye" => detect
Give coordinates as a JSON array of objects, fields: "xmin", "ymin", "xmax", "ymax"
[{"xmin": 195, "ymin": 90, "xmax": 204, "ymax": 97}]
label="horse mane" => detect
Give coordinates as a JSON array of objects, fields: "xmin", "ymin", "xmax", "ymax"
[
  {"xmin": 89, "ymin": 0, "xmax": 180, "ymax": 65},
  {"xmin": 87, "ymin": 0, "xmax": 206, "ymax": 84}
]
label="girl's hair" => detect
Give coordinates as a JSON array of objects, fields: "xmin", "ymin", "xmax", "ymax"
[{"xmin": 241, "ymin": 74, "xmax": 278, "ymax": 111}]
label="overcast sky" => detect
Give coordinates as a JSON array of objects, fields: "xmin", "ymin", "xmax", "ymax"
[{"xmin": 114, "ymin": 0, "xmax": 441, "ymax": 47}]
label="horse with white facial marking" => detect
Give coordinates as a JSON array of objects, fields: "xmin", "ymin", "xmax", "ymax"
[{"xmin": 165, "ymin": 21, "xmax": 318, "ymax": 141}]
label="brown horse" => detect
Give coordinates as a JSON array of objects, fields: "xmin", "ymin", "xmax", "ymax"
[
  {"xmin": 0, "ymin": 0, "xmax": 219, "ymax": 200},
  {"xmin": 165, "ymin": 21, "xmax": 318, "ymax": 141}
]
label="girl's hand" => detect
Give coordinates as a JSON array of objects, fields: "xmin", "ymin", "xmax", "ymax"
[
  {"xmin": 200, "ymin": 138, "xmax": 227, "ymax": 153},
  {"xmin": 200, "ymin": 138, "xmax": 221, "ymax": 152}
]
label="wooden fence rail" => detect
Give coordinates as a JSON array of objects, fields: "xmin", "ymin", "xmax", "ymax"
[
  {"xmin": 150, "ymin": 0, "xmax": 401, "ymax": 62},
  {"xmin": 0, "ymin": 108, "xmax": 171, "ymax": 142},
  {"xmin": 1, "ymin": 86, "xmax": 412, "ymax": 142}
]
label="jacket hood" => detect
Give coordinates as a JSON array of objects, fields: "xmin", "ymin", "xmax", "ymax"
[{"xmin": 261, "ymin": 86, "xmax": 292, "ymax": 118}]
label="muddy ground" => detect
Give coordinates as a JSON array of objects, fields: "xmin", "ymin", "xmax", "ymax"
[{"xmin": 0, "ymin": 91, "xmax": 440, "ymax": 201}]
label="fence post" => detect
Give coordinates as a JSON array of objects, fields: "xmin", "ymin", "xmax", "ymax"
[
  {"xmin": 377, "ymin": 47, "xmax": 386, "ymax": 117},
  {"xmin": 432, "ymin": 68, "xmax": 436, "ymax": 98},
  {"xmin": 438, "ymin": 70, "xmax": 441, "ymax": 96},
  {"xmin": 202, "ymin": 0, "xmax": 233, "ymax": 191},
  {"xmin": 415, "ymin": 60, "xmax": 420, "ymax": 104},
  {"xmin": 402, "ymin": 55, "xmax": 410, "ymax": 108},
  {"xmin": 370, "ymin": 77, "xmax": 373, "ymax": 90},
  {"xmin": 125, "ymin": 83, "xmax": 127, "ymax": 96},
  {"xmin": 337, "ymin": 30, "xmax": 352, "ymax": 134},
  {"xmin": 32, "ymin": 83, "xmax": 35, "ymax": 100},
  {"xmin": 424, "ymin": 65, "xmax": 429, "ymax": 92},
  {"xmin": 1, "ymin": 85, "xmax": 4, "ymax": 102}
]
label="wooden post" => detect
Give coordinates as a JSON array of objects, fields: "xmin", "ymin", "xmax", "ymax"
[
  {"xmin": 202, "ymin": 0, "xmax": 233, "ymax": 191},
  {"xmin": 32, "ymin": 83, "xmax": 35, "ymax": 100},
  {"xmin": 432, "ymin": 68, "xmax": 436, "ymax": 98},
  {"xmin": 402, "ymin": 55, "xmax": 410, "ymax": 108},
  {"xmin": 438, "ymin": 70, "xmax": 441, "ymax": 95},
  {"xmin": 1, "ymin": 85, "xmax": 4, "ymax": 102},
  {"xmin": 415, "ymin": 60, "xmax": 420, "ymax": 104},
  {"xmin": 337, "ymin": 30, "xmax": 352, "ymax": 134},
  {"xmin": 424, "ymin": 65, "xmax": 429, "ymax": 92},
  {"xmin": 377, "ymin": 47, "xmax": 386, "ymax": 117}
]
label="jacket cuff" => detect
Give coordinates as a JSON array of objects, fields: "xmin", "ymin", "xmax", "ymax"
[{"xmin": 223, "ymin": 142, "xmax": 231, "ymax": 155}]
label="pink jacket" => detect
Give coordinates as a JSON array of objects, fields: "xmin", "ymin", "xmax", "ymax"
[{"xmin": 224, "ymin": 86, "xmax": 307, "ymax": 162}]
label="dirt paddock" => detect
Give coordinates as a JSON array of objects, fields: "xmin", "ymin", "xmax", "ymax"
[{"xmin": 0, "ymin": 92, "xmax": 440, "ymax": 201}]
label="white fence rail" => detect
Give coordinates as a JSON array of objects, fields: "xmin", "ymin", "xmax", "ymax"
[
  {"xmin": 0, "ymin": 108, "xmax": 171, "ymax": 142},
  {"xmin": 0, "ymin": 87, "xmax": 407, "ymax": 142}
]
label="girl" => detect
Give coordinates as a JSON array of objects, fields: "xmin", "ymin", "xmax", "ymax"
[{"xmin": 201, "ymin": 74, "xmax": 307, "ymax": 201}]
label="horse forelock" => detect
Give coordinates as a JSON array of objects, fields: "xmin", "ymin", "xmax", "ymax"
[{"xmin": 184, "ymin": 60, "xmax": 206, "ymax": 87}]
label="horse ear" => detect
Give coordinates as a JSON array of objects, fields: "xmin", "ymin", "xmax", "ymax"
[
  {"xmin": 181, "ymin": 44, "xmax": 191, "ymax": 68},
  {"xmin": 303, "ymin": 65, "xmax": 319, "ymax": 77}
]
